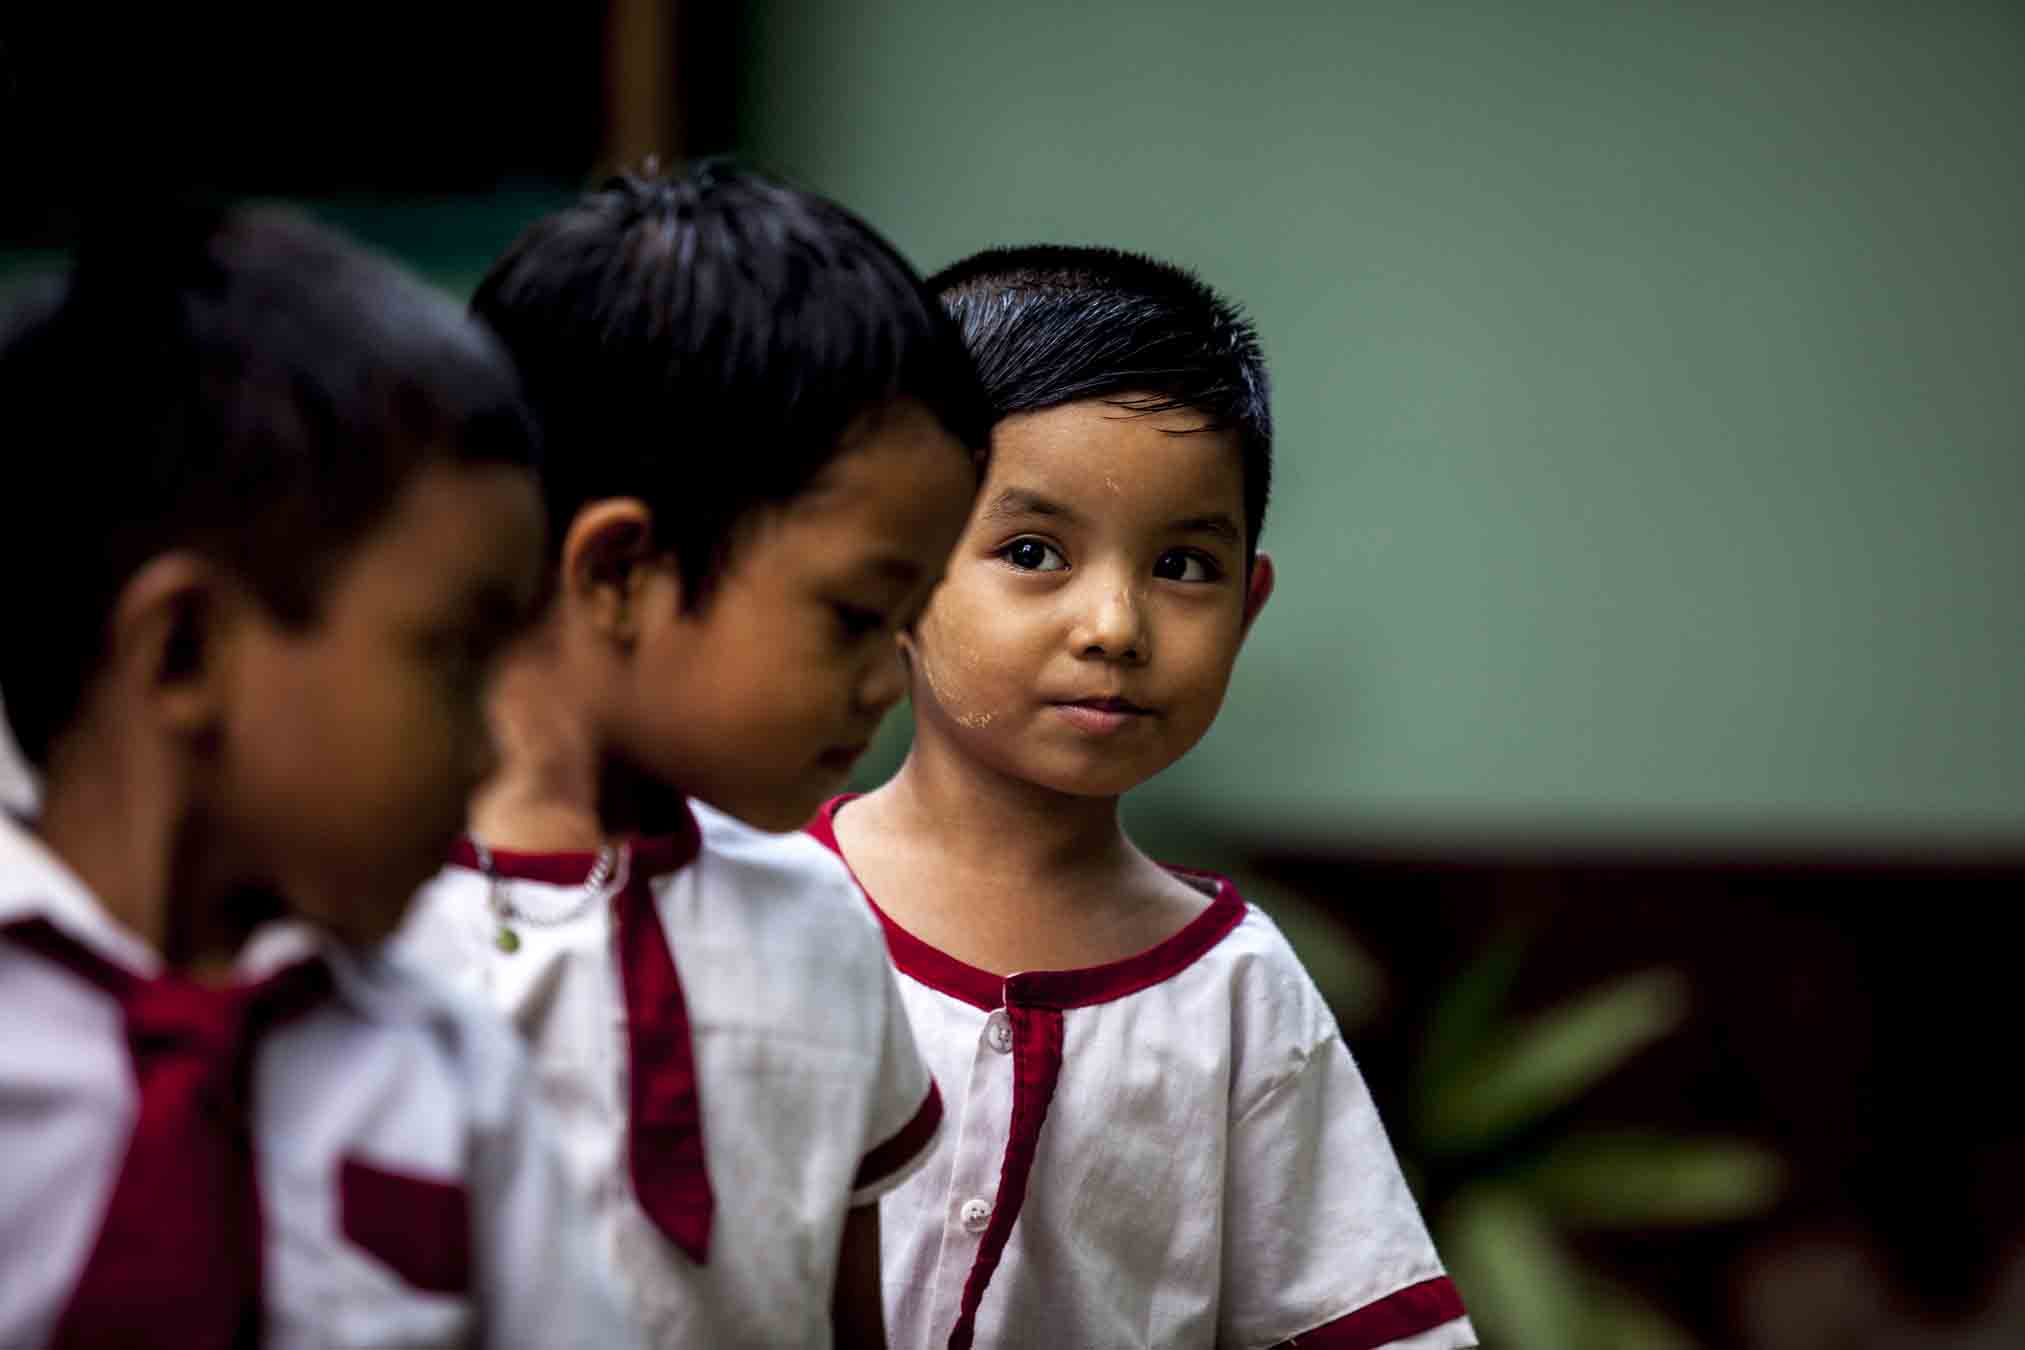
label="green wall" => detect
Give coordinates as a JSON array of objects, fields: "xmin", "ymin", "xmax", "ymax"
[{"xmin": 744, "ymin": 0, "xmax": 2025, "ymax": 848}]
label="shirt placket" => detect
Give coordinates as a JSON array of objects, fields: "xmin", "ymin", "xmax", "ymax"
[
  {"xmin": 926, "ymin": 993, "xmax": 1017, "ymax": 1343},
  {"xmin": 935, "ymin": 981, "xmax": 1068, "ymax": 1350}
]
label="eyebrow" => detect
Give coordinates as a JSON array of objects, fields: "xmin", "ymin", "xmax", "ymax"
[
  {"xmin": 979, "ymin": 488, "xmax": 1083, "ymax": 527},
  {"xmin": 1168, "ymin": 513, "xmax": 1243, "ymax": 546}
]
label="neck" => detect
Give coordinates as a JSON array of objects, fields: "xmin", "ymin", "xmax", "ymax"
[
  {"xmin": 34, "ymin": 726, "xmax": 254, "ymax": 975},
  {"xmin": 881, "ymin": 726, "xmax": 1139, "ymax": 884},
  {"xmin": 469, "ymin": 626, "xmax": 687, "ymax": 852}
]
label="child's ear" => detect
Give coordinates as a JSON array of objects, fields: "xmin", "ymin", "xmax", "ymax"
[
  {"xmin": 110, "ymin": 552, "xmax": 235, "ymax": 746},
  {"xmin": 561, "ymin": 499, "xmax": 661, "ymax": 643},
  {"xmin": 1240, "ymin": 551, "xmax": 1275, "ymax": 640}
]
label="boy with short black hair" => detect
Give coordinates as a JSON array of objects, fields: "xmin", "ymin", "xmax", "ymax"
[
  {"xmin": 809, "ymin": 245, "xmax": 1475, "ymax": 1349},
  {"xmin": 0, "ymin": 207, "xmax": 632, "ymax": 1347},
  {"xmin": 396, "ymin": 164, "xmax": 989, "ymax": 1347}
]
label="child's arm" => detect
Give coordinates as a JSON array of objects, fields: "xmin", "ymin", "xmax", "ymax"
[
  {"xmin": 830, "ymin": 1202, "xmax": 888, "ymax": 1348},
  {"xmin": 1220, "ymin": 1027, "xmax": 1476, "ymax": 1350},
  {"xmin": 832, "ymin": 951, "xmax": 944, "ymax": 1346}
]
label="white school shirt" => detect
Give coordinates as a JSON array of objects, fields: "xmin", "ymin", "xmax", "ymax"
[
  {"xmin": 397, "ymin": 798, "xmax": 944, "ymax": 1348},
  {"xmin": 810, "ymin": 799, "xmax": 1477, "ymax": 1350},
  {"xmin": 0, "ymin": 814, "xmax": 638, "ymax": 1350}
]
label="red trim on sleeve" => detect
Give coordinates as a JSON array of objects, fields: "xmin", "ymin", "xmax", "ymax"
[
  {"xmin": 340, "ymin": 1158, "xmax": 472, "ymax": 1294},
  {"xmin": 1275, "ymin": 1276, "xmax": 1469, "ymax": 1350},
  {"xmin": 854, "ymin": 1081, "xmax": 944, "ymax": 1192},
  {"xmin": 808, "ymin": 796, "xmax": 1251, "ymax": 1012},
  {"xmin": 948, "ymin": 1006, "xmax": 1066, "ymax": 1350}
]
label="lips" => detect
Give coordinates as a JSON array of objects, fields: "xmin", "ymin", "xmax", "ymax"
[
  {"xmin": 1059, "ymin": 696, "xmax": 1152, "ymax": 715},
  {"xmin": 1050, "ymin": 696, "xmax": 1153, "ymax": 735}
]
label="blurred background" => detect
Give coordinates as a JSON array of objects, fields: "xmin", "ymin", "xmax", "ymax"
[{"xmin": 4, "ymin": 3, "xmax": 2022, "ymax": 1344}]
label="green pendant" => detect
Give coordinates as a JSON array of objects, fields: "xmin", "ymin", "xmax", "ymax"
[{"xmin": 495, "ymin": 924, "xmax": 521, "ymax": 953}]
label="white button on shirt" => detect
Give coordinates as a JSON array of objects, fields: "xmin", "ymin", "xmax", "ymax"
[{"xmin": 809, "ymin": 798, "xmax": 1477, "ymax": 1350}]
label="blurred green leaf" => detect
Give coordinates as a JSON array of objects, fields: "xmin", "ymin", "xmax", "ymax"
[
  {"xmin": 1575, "ymin": 1269, "xmax": 1702, "ymax": 1350},
  {"xmin": 1515, "ymin": 1131, "xmax": 1785, "ymax": 1229},
  {"xmin": 1410, "ymin": 928, "xmax": 1531, "ymax": 1133},
  {"xmin": 1443, "ymin": 1187, "xmax": 1587, "ymax": 1350},
  {"xmin": 1423, "ymin": 969, "xmax": 1690, "ymax": 1158},
  {"xmin": 1442, "ymin": 1184, "xmax": 1712, "ymax": 1350}
]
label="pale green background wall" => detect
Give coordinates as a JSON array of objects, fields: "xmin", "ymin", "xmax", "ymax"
[{"xmin": 742, "ymin": 0, "xmax": 2024, "ymax": 849}]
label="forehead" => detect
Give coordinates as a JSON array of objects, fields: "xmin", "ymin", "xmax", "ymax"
[
  {"xmin": 982, "ymin": 399, "xmax": 1246, "ymax": 528},
  {"xmin": 754, "ymin": 400, "xmax": 978, "ymax": 569},
  {"xmin": 331, "ymin": 458, "xmax": 545, "ymax": 606}
]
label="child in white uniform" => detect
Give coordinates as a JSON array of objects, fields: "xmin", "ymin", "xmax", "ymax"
[
  {"xmin": 395, "ymin": 165, "xmax": 988, "ymax": 1348},
  {"xmin": 813, "ymin": 246, "xmax": 1477, "ymax": 1350},
  {"xmin": 0, "ymin": 209, "xmax": 631, "ymax": 1348}
]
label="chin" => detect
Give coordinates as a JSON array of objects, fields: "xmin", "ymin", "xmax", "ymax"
[{"xmin": 1021, "ymin": 758, "xmax": 1163, "ymax": 801}]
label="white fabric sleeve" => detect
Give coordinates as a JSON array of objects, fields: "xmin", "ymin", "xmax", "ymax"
[
  {"xmin": 848, "ymin": 958, "xmax": 943, "ymax": 1208},
  {"xmin": 1219, "ymin": 1032, "xmax": 1477, "ymax": 1350}
]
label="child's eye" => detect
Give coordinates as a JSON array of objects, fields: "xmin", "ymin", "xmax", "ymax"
[
  {"xmin": 834, "ymin": 602, "xmax": 888, "ymax": 640},
  {"xmin": 1153, "ymin": 549, "xmax": 1221, "ymax": 583},
  {"xmin": 1000, "ymin": 538, "xmax": 1067, "ymax": 572}
]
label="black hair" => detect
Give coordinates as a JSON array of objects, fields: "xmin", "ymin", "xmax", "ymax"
[
  {"xmin": 929, "ymin": 245, "xmax": 1272, "ymax": 558},
  {"xmin": 0, "ymin": 205, "xmax": 539, "ymax": 766},
  {"xmin": 470, "ymin": 161, "xmax": 991, "ymax": 607}
]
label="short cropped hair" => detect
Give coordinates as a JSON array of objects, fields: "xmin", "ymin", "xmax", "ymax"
[
  {"xmin": 0, "ymin": 205, "xmax": 539, "ymax": 766},
  {"xmin": 471, "ymin": 161, "xmax": 991, "ymax": 607},
  {"xmin": 930, "ymin": 245, "xmax": 1272, "ymax": 557}
]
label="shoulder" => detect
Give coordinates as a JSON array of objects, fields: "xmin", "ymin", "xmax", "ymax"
[
  {"xmin": 340, "ymin": 943, "xmax": 532, "ymax": 1125},
  {"xmin": 1167, "ymin": 877, "xmax": 1344, "ymax": 1101},
  {"xmin": 687, "ymin": 800, "xmax": 884, "ymax": 945},
  {"xmin": 666, "ymin": 802, "xmax": 897, "ymax": 1030}
]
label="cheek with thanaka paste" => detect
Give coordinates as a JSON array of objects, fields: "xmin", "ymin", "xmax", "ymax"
[{"xmin": 910, "ymin": 625, "xmax": 998, "ymax": 730}]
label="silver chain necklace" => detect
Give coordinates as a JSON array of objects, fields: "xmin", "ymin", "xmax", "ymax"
[{"xmin": 473, "ymin": 839, "xmax": 626, "ymax": 953}]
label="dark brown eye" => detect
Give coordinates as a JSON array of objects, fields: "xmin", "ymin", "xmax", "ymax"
[
  {"xmin": 1153, "ymin": 550, "xmax": 1219, "ymax": 582},
  {"xmin": 1001, "ymin": 538, "xmax": 1066, "ymax": 572}
]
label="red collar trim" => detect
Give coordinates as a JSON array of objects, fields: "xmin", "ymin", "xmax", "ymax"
[
  {"xmin": 807, "ymin": 795, "xmax": 1248, "ymax": 1013},
  {"xmin": 448, "ymin": 802, "xmax": 702, "ymax": 884}
]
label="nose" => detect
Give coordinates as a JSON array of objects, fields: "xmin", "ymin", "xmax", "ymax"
[
  {"xmin": 855, "ymin": 638, "xmax": 910, "ymax": 715},
  {"xmin": 1069, "ymin": 578, "xmax": 1148, "ymax": 664}
]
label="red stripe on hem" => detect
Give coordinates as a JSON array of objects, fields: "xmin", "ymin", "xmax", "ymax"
[
  {"xmin": 807, "ymin": 796, "xmax": 1250, "ymax": 1012},
  {"xmin": 854, "ymin": 1081, "xmax": 944, "ymax": 1191},
  {"xmin": 1275, "ymin": 1276, "xmax": 1469, "ymax": 1350}
]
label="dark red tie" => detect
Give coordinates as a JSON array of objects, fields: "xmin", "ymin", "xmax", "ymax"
[
  {"xmin": 4, "ymin": 918, "xmax": 332, "ymax": 1350},
  {"xmin": 613, "ymin": 872, "xmax": 713, "ymax": 1263}
]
